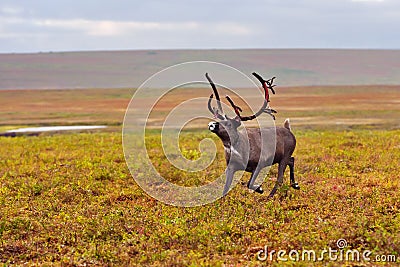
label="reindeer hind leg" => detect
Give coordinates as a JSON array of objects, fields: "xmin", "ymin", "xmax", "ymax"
[
  {"xmin": 268, "ymin": 160, "xmax": 287, "ymax": 198},
  {"xmin": 288, "ymin": 157, "xmax": 300, "ymax": 190}
]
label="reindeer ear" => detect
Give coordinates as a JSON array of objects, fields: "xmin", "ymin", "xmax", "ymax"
[{"xmin": 234, "ymin": 116, "xmax": 241, "ymax": 122}]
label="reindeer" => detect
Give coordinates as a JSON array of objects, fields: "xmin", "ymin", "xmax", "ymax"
[{"xmin": 206, "ymin": 72, "xmax": 300, "ymax": 198}]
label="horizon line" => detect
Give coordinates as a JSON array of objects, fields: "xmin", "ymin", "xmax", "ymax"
[{"xmin": 1, "ymin": 47, "xmax": 400, "ymax": 55}]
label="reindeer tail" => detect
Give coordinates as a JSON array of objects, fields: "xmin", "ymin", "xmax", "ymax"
[{"xmin": 284, "ymin": 118, "xmax": 291, "ymax": 131}]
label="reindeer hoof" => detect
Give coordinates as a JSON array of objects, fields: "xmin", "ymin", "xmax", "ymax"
[
  {"xmin": 291, "ymin": 182, "xmax": 300, "ymax": 190},
  {"xmin": 255, "ymin": 186, "xmax": 264, "ymax": 194}
]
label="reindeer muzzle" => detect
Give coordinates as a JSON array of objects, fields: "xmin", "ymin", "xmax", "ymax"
[{"xmin": 208, "ymin": 122, "xmax": 219, "ymax": 133}]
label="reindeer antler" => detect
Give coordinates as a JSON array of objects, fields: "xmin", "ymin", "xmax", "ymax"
[
  {"xmin": 226, "ymin": 96, "xmax": 242, "ymax": 117},
  {"xmin": 226, "ymin": 73, "xmax": 278, "ymax": 121},
  {"xmin": 252, "ymin": 72, "xmax": 276, "ymax": 97},
  {"xmin": 206, "ymin": 73, "xmax": 225, "ymax": 120}
]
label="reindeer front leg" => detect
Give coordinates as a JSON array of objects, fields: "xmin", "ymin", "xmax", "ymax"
[
  {"xmin": 247, "ymin": 168, "xmax": 264, "ymax": 194},
  {"xmin": 223, "ymin": 167, "xmax": 235, "ymax": 196}
]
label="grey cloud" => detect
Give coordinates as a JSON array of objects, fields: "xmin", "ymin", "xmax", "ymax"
[{"xmin": 0, "ymin": 0, "xmax": 399, "ymax": 52}]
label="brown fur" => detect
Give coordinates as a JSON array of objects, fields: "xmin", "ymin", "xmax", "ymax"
[{"xmin": 209, "ymin": 118, "xmax": 299, "ymax": 197}]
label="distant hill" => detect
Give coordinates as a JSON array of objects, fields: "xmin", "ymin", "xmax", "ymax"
[{"xmin": 1, "ymin": 49, "xmax": 399, "ymax": 89}]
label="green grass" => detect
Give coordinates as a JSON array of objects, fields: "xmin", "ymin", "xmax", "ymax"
[{"xmin": 0, "ymin": 129, "xmax": 399, "ymax": 266}]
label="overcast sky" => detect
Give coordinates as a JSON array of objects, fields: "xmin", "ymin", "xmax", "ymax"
[{"xmin": 0, "ymin": 0, "xmax": 399, "ymax": 53}]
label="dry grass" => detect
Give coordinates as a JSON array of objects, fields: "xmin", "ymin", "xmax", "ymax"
[
  {"xmin": 1, "ymin": 85, "xmax": 399, "ymax": 130},
  {"xmin": 0, "ymin": 88, "xmax": 132, "ymax": 126}
]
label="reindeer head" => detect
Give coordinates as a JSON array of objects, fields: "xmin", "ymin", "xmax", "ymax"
[{"xmin": 206, "ymin": 72, "xmax": 277, "ymax": 145}]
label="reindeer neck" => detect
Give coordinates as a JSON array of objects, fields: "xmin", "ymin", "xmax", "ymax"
[{"xmin": 216, "ymin": 130, "xmax": 241, "ymax": 149}]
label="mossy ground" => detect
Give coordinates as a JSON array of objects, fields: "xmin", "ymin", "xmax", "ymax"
[{"xmin": 1, "ymin": 129, "xmax": 399, "ymax": 266}]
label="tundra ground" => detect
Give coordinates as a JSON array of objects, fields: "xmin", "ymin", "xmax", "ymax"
[
  {"xmin": 0, "ymin": 86, "xmax": 399, "ymax": 265},
  {"xmin": 0, "ymin": 130, "xmax": 399, "ymax": 266}
]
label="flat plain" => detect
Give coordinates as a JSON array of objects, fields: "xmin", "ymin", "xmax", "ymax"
[{"xmin": 1, "ymin": 49, "xmax": 400, "ymax": 89}]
